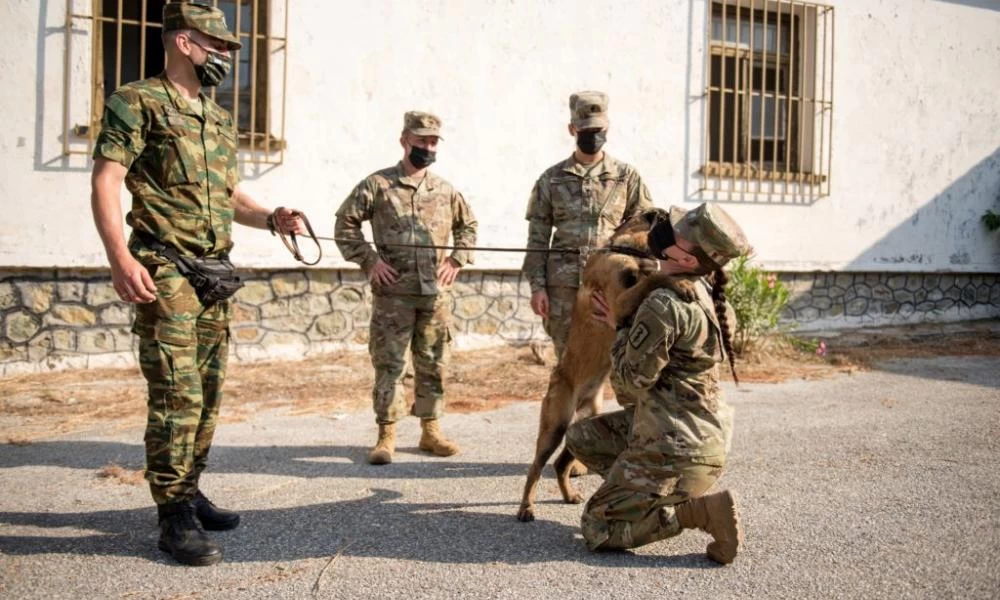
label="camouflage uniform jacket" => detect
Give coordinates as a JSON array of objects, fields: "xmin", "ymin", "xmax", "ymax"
[
  {"xmin": 607, "ymin": 279, "xmax": 734, "ymax": 494},
  {"xmin": 522, "ymin": 153, "xmax": 653, "ymax": 292},
  {"xmin": 93, "ymin": 73, "xmax": 239, "ymax": 262},
  {"xmin": 335, "ymin": 163, "xmax": 478, "ymax": 295}
]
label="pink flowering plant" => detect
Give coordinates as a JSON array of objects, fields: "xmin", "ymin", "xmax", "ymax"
[{"xmin": 724, "ymin": 255, "xmax": 791, "ymax": 355}]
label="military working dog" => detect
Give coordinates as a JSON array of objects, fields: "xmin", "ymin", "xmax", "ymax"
[{"xmin": 517, "ymin": 208, "xmax": 695, "ymax": 522}]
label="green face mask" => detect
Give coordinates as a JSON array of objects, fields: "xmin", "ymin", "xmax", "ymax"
[{"xmin": 190, "ymin": 43, "xmax": 232, "ymax": 88}]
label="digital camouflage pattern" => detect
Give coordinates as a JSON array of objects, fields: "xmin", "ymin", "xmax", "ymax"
[
  {"xmin": 334, "ymin": 162, "xmax": 478, "ymax": 296},
  {"xmin": 522, "ymin": 153, "xmax": 653, "ymax": 357},
  {"xmin": 403, "ymin": 111, "xmax": 443, "ymax": 138},
  {"xmin": 570, "ymin": 409, "xmax": 723, "ymax": 550},
  {"xmin": 522, "ymin": 154, "xmax": 653, "ymax": 292},
  {"xmin": 94, "ymin": 74, "xmax": 239, "ymax": 261},
  {"xmin": 569, "ymin": 91, "xmax": 609, "ymax": 130},
  {"xmin": 336, "ymin": 160, "xmax": 476, "ymax": 423},
  {"xmin": 368, "ymin": 293, "xmax": 451, "ymax": 424},
  {"xmin": 162, "ymin": 1, "xmax": 241, "ymax": 50},
  {"xmin": 565, "ymin": 279, "xmax": 733, "ymax": 549},
  {"xmin": 135, "ymin": 264, "xmax": 230, "ymax": 504},
  {"xmin": 672, "ymin": 203, "xmax": 753, "ymax": 270},
  {"xmin": 541, "ymin": 285, "xmax": 579, "ymax": 358},
  {"xmin": 608, "ymin": 281, "xmax": 733, "ymax": 478}
]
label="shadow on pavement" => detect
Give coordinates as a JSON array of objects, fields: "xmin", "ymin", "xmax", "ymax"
[
  {"xmin": 865, "ymin": 356, "xmax": 1000, "ymax": 390},
  {"xmin": 0, "ymin": 488, "xmax": 714, "ymax": 569},
  {"xmin": 0, "ymin": 442, "xmax": 529, "ymax": 480}
]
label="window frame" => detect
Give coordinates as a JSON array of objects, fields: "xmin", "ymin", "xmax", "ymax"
[
  {"xmin": 700, "ymin": 0, "xmax": 834, "ymax": 202},
  {"xmin": 63, "ymin": 0, "xmax": 289, "ymax": 166}
]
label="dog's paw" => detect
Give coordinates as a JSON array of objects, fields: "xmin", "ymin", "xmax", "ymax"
[
  {"xmin": 564, "ymin": 491, "xmax": 585, "ymax": 505},
  {"xmin": 516, "ymin": 505, "xmax": 536, "ymax": 522},
  {"xmin": 668, "ymin": 278, "xmax": 698, "ymax": 303},
  {"xmin": 568, "ymin": 462, "xmax": 588, "ymax": 478}
]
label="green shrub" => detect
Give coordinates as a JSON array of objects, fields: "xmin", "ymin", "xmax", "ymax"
[{"xmin": 724, "ymin": 255, "xmax": 791, "ymax": 355}]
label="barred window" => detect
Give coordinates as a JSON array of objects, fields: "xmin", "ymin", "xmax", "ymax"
[
  {"xmin": 700, "ymin": 0, "xmax": 834, "ymax": 202},
  {"xmin": 65, "ymin": 0, "xmax": 289, "ymax": 165}
]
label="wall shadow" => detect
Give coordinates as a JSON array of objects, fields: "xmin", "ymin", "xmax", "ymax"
[
  {"xmin": 857, "ymin": 355, "xmax": 1000, "ymax": 391},
  {"xmin": 847, "ymin": 147, "xmax": 1000, "ymax": 271},
  {"xmin": 934, "ymin": 0, "xmax": 1000, "ymax": 12}
]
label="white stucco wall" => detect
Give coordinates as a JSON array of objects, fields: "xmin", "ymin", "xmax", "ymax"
[{"xmin": 1, "ymin": 0, "xmax": 998, "ymax": 272}]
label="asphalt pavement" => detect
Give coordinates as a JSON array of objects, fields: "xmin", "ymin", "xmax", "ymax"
[{"xmin": 1, "ymin": 355, "xmax": 998, "ymax": 599}]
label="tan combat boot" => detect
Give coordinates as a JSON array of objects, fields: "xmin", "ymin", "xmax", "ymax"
[
  {"xmin": 418, "ymin": 419, "xmax": 460, "ymax": 457},
  {"xmin": 367, "ymin": 423, "xmax": 396, "ymax": 465},
  {"xmin": 675, "ymin": 490, "xmax": 743, "ymax": 565}
]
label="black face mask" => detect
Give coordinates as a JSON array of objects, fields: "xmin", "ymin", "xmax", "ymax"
[
  {"xmin": 408, "ymin": 145, "xmax": 436, "ymax": 169},
  {"xmin": 647, "ymin": 219, "xmax": 677, "ymax": 259},
  {"xmin": 576, "ymin": 130, "xmax": 607, "ymax": 154}
]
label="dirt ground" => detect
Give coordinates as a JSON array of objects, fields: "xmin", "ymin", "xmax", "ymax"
[{"xmin": 2, "ymin": 326, "xmax": 999, "ymax": 444}]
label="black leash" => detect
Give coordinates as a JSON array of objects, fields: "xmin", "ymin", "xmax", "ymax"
[
  {"xmin": 270, "ymin": 211, "xmax": 661, "ymax": 265},
  {"xmin": 310, "ymin": 235, "xmax": 582, "ymax": 255}
]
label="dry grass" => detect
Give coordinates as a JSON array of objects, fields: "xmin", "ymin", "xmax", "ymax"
[
  {"xmin": 96, "ymin": 463, "xmax": 145, "ymax": 486},
  {"xmin": 3, "ymin": 327, "xmax": 998, "ymax": 443}
]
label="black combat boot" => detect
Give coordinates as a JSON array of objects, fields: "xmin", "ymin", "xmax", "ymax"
[
  {"xmin": 157, "ymin": 501, "xmax": 224, "ymax": 566},
  {"xmin": 192, "ymin": 490, "xmax": 241, "ymax": 531}
]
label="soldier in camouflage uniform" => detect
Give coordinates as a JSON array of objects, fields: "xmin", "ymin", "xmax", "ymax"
[
  {"xmin": 335, "ymin": 111, "xmax": 478, "ymax": 465},
  {"xmin": 522, "ymin": 91, "xmax": 654, "ymax": 359},
  {"xmin": 89, "ymin": 2, "xmax": 304, "ymax": 566},
  {"xmin": 566, "ymin": 203, "xmax": 750, "ymax": 565}
]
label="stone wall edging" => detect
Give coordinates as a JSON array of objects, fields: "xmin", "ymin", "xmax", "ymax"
[{"xmin": 2, "ymin": 268, "xmax": 998, "ymax": 376}]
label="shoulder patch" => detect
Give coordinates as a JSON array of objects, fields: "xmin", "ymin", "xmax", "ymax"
[{"xmin": 629, "ymin": 322, "xmax": 650, "ymax": 349}]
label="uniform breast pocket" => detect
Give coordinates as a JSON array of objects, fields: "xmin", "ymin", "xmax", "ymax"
[
  {"xmin": 213, "ymin": 120, "xmax": 239, "ymax": 195},
  {"xmin": 147, "ymin": 116, "xmax": 200, "ymax": 188},
  {"xmin": 598, "ymin": 177, "xmax": 628, "ymax": 233},
  {"xmin": 548, "ymin": 177, "xmax": 582, "ymax": 224}
]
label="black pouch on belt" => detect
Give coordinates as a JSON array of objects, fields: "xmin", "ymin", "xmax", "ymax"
[{"xmin": 134, "ymin": 230, "xmax": 245, "ymax": 306}]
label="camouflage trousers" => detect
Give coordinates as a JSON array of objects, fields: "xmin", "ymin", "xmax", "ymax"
[
  {"xmin": 566, "ymin": 409, "xmax": 725, "ymax": 551},
  {"xmin": 369, "ymin": 293, "xmax": 451, "ymax": 424},
  {"xmin": 543, "ymin": 285, "xmax": 578, "ymax": 359},
  {"xmin": 133, "ymin": 263, "xmax": 229, "ymax": 505}
]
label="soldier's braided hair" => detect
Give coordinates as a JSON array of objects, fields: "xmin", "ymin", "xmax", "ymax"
[{"xmin": 710, "ymin": 269, "xmax": 739, "ymax": 385}]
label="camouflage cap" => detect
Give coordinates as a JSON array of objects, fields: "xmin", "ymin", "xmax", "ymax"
[
  {"xmin": 163, "ymin": 2, "xmax": 242, "ymax": 51},
  {"xmin": 569, "ymin": 91, "xmax": 609, "ymax": 130},
  {"xmin": 672, "ymin": 203, "xmax": 751, "ymax": 270},
  {"xmin": 403, "ymin": 111, "xmax": 443, "ymax": 139}
]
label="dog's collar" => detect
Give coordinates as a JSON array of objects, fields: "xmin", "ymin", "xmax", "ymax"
[{"xmin": 602, "ymin": 245, "xmax": 658, "ymax": 261}]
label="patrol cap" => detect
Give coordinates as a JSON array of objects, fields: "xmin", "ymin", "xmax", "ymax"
[
  {"xmin": 672, "ymin": 203, "xmax": 751, "ymax": 270},
  {"xmin": 403, "ymin": 111, "xmax": 443, "ymax": 139},
  {"xmin": 163, "ymin": 2, "xmax": 242, "ymax": 51},
  {"xmin": 569, "ymin": 91, "xmax": 609, "ymax": 130}
]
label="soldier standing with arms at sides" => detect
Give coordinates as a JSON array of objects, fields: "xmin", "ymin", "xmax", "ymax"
[
  {"xmin": 335, "ymin": 111, "xmax": 478, "ymax": 466},
  {"xmin": 566, "ymin": 203, "xmax": 750, "ymax": 564},
  {"xmin": 521, "ymin": 91, "xmax": 655, "ymax": 360},
  {"xmin": 90, "ymin": 2, "xmax": 305, "ymax": 566}
]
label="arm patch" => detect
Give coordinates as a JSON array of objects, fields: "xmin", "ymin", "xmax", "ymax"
[{"xmin": 629, "ymin": 322, "xmax": 650, "ymax": 349}]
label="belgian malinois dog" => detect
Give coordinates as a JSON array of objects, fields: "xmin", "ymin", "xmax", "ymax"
[{"xmin": 517, "ymin": 208, "xmax": 695, "ymax": 522}]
